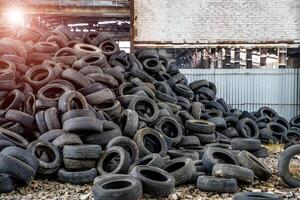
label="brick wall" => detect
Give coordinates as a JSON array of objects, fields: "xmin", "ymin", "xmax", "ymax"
[{"xmin": 134, "ymin": 0, "xmax": 300, "ymax": 44}]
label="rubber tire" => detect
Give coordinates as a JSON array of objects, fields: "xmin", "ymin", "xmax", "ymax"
[
  {"xmin": 106, "ymin": 136, "xmax": 139, "ymax": 164},
  {"xmin": 185, "ymin": 120, "xmax": 216, "ymax": 134},
  {"xmin": 196, "ymin": 176, "xmax": 238, "ymax": 193},
  {"xmin": 97, "ymin": 146, "xmax": 131, "ymax": 175},
  {"xmin": 63, "ymin": 144, "xmax": 102, "ymax": 160},
  {"xmin": 234, "ymin": 192, "xmax": 282, "ymax": 200},
  {"xmin": 1, "ymin": 146, "xmax": 38, "ymax": 172},
  {"xmin": 163, "ymin": 157, "xmax": 196, "ymax": 186},
  {"xmin": 237, "ymin": 150, "xmax": 272, "ymax": 181},
  {"xmin": 0, "ymin": 173, "xmax": 15, "ymax": 193},
  {"xmin": 231, "ymin": 138, "xmax": 261, "ymax": 151},
  {"xmin": 93, "ymin": 174, "xmax": 142, "ymax": 200},
  {"xmin": 202, "ymin": 147, "xmax": 239, "ymax": 172},
  {"xmin": 212, "ymin": 163, "xmax": 254, "ymax": 184},
  {"xmin": 278, "ymin": 144, "xmax": 300, "ymax": 187},
  {"xmin": 133, "ymin": 128, "xmax": 168, "ymax": 157},
  {"xmin": 130, "ymin": 165, "xmax": 175, "ymax": 198},
  {"xmin": 57, "ymin": 168, "xmax": 97, "ymax": 185},
  {"xmin": 27, "ymin": 140, "xmax": 61, "ymax": 175}
]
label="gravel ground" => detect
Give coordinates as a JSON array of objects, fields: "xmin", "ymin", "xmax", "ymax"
[{"xmin": 1, "ymin": 149, "xmax": 300, "ymax": 200}]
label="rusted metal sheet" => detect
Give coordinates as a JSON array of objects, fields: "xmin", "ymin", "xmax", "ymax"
[{"xmin": 180, "ymin": 68, "xmax": 300, "ymax": 120}]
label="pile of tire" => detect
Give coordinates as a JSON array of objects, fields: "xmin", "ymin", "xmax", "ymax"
[{"xmin": 0, "ymin": 24, "xmax": 296, "ymax": 199}]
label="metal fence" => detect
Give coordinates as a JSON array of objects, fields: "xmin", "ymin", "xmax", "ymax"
[{"xmin": 180, "ymin": 68, "xmax": 300, "ymax": 120}]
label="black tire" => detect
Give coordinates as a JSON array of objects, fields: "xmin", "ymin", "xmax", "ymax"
[
  {"xmin": 133, "ymin": 128, "xmax": 168, "ymax": 157},
  {"xmin": 63, "ymin": 158, "xmax": 96, "ymax": 170},
  {"xmin": 266, "ymin": 122, "xmax": 287, "ymax": 139},
  {"xmin": 130, "ymin": 165, "xmax": 175, "ymax": 197},
  {"xmin": 231, "ymin": 138, "xmax": 261, "ymax": 151},
  {"xmin": 225, "ymin": 116, "xmax": 239, "ymax": 127},
  {"xmin": 85, "ymin": 88, "xmax": 115, "ymax": 106},
  {"xmin": 61, "ymin": 109, "xmax": 96, "ymax": 124},
  {"xmin": 0, "ymin": 173, "xmax": 15, "ymax": 193},
  {"xmin": 282, "ymin": 130, "xmax": 300, "ymax": 143},
  {"xmin": 191, "ymin": 132, "xmax": 217, "ymax": 144},
  {"xmin": 0, "ymin": 154, "xmax": 35, "ymax": 186},
  {"xmin": 44, "ymin": 107, "xmax": 61, "ymax": 131},
  {"xmin": 271, "ymin": 116, "xmax": 290, "ymax": 130},
  {"xmin": 236, "ymin": 118, "xmax": 259, "ymax": 138},
  {"xmin": 251, "ymin": 147, "xmax": 269, "ymax": 158},
  {"xmin": 185, "ymin": 120, "xmax": 215, "ymax": 134},
  {"xmin": 52, "ymin": 134, "xmax": 83, "ymax": 149},
  {"xmin": 176, "ymin": 135, "xmax": 200, "ymax": 147},
  {"xmin": 290, "ymin": 115, "xmax": 300, "ymax": 128},
  {"xmin": 212, "ymin": 163, "xmax": 254, "ymax": 184},
  {"xmin": 221, "ymin": 127, "xmax": 239, "ymax": 138},
  {"xmin": 173, "ymin": 83, "xmax": 194, "ymax": 100},
  {"xmin": 234, "ymin": 192, "xmax": 282, "ymax": 200},
  {"xmin": 5, "ymin": 109, "xmax": 35, "ymax": 128},
  {"xmin": 106, "ymin": 136, "xmax": 139, "ymax": 164},
  {"xmin": 163, "ymin": 157, "xmax": 196, "ymax": 185},
  {"xmin": 190, "ymin": 102, "xmax": 203, "ymax": 120},
  {"xmin": 154, "ymin": 116, "xmax": 183, "ymax": 145},
  {"xmin": 97, "ymin": 146, "xmax": 131, "ymax": 175},
  {"xmin": 128, "ymin": 96, "xmax": 159, "ymax": 123},
  {"xmin": 57, "ymin": 168, "xmax": 97, "ymax": 185},
  {"xmin": 0, "ymin": 128, "xmax": 29, "ymax": 148},
  {"xmin": 208, "ymin": 117, "xmax": 227, "ymax": 130},
  {"xmin": 93, "ymin": 174, "xmax": 143, "ymax": 200},
  {"xmin": 1, "ymin": 146, "xmax": 38, "ymax": 172},
  {"xmin": 167, "ymin": 149, "xmax": 199, "ymax": 160},
  {"xmin": 27, "ymin": 140, "xmax": 61, "ymax": 175},
  {"xmin": 63, "ymin": 117, "xmax": 102, "ymax": 134},
  {"xmin": 256, "ymin": 106, "xmax": 279, "ymax": 120},
  {"xmin": 58, "ymin": 90, "xmax": 89, "ymax": 113},
  {"xmin": 39, "ymin": 129, "xmax": 66, "ymax": 142},
  {"xmin": 237, "ymin": 150, "xmax": 272, "ymax": 181},
  {"xmin": 205, "ymin": 101, "xmax": 226, "ymax": 113},
  {"xmin": 196, "ymin": 176, "xmax": 238, "ymax": 193},
  {"xmin": 278, "ymin": 144, "xmax": 300, "ymax": 187},
  {"xmin": 63, "ymin": 144, "xmax": 102, "ymax": 160},
  {"xmin": 202, "ymin": 147, "xmax": 239, "ymax": 172},
  {"xmin": 189, "ymin": 80, "xmax": 209, "ymax": 91},
  {"xmin": 78, "ymin": 83, "xmax": 104, "ymax": 96},
  {"xmin": 129, "ymin": 153, "xmax": 163, "ymax": 172},
  {"xmin": 0, "ymin": 139, "xmax": 15, "ymax": 151}
]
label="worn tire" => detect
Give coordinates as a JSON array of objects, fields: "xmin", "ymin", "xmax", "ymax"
[
  {"xmin": 130, "ymin": 165, "xmax": 175, "ymax": 197},
  {"xmin": 212, "ymin": 163, "xmax": 254, "ymax": 184},
  {"xmin": 237, "ymin": 150, "xmax": 271, "ymax": 181},
  {"xmin": 57, "ymin": 168, "xmax": 97, "ymax": 185},
  {"xmin": 93, "ymin": 174, "xmax": 142, "ymax": 200},
  {"xmin": 197, "ymin": 175, "xmax": 238, "ymax": 193},
  {"xmin": 278, "ymin": 144, "xmax": 300, "ymax": 187}
]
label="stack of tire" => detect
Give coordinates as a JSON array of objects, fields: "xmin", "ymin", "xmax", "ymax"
[{"xmin": 0, "ymin": 24, "xmax": 295, "ymax": 200}]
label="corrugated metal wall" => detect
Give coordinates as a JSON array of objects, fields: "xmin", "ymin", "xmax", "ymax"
[{"xmin": 180, "ymin": 69, "xmax": 300, "ymax": 120}]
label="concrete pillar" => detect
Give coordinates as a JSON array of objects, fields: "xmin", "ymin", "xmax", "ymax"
[
  {"xmin": 260, "ymin": 48, "xmax": 267, "ymax": 67},
  {"xmin": 278, "ymin": 48, "xmax": 287, "ymax": 68},
  {"xmin": 216, "ymin": 48, "xmax": 223, "ymax": 69},
  {"xmin": 246, "ymin": 48, "xmax": 252, "ymax": 68},
  {"xmin": 210, "ymin": 48, "xmax": 216, "ymax": 69},
  {"xmin": 234, "ymin": 48, "xmax": 240, "ymax": 68},
  {"xmin": 225, "ymin": 48, "xmax": 231, "ymax": 68}
]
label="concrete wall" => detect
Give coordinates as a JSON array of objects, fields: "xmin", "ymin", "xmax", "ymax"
[{"xmin": 134, "ymin": 0, "xmax": 300, "ymax": 44}]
